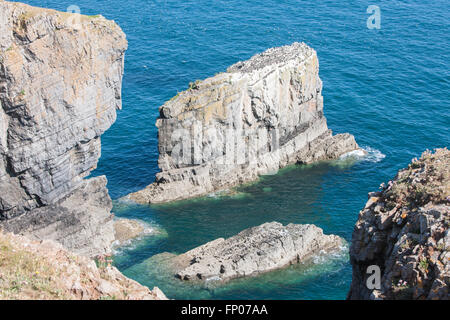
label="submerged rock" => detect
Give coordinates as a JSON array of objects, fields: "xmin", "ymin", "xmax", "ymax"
[
  {"xmin": 348, "ymin": 148, "xmax": 450, "ymax": 300},
  {"xmin": 112, "ymin": 218, "xmax": 159, "ymax": 247},
  {"xmin": 165, "ymin": 222, "xmax": 344, "ymax": 282},
  {"xmin": 114, "ymin": 219, "xmax": 146, "ymax": 244},
  {"xmin": 128, "ymin": 42, "xmax": 359, "ymax": 204},
  {"xmin": 0, "ymin": 1, "xmax": 127, "ymax": 256}
]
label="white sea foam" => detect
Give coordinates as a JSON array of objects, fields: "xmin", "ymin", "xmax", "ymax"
[
  {"xmin": 112, "ymin": 220, "xmax": 168, "ymax": 255},
  {"xmin": 363, "ymin": 146, "xmax": 386, "ymax": 163},
  {"xmin": 339, "ymin": 146, "xmax": 386, "ymax": 163},
  {"xmin": 206, "ymin": 276, "xmax": 221, "ymax": 282},
  {"xmin": 311, "ymin": 241, "xmax": 348, "ymax": 265},
  {"xmin": 207, "ymin": 192, "xmax": 220, "ymax": 198}
]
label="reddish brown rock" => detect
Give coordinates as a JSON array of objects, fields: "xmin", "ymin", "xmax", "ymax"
[{"xmin": 349, "ymin": 148, "xmax": 450, "ymax": 300}]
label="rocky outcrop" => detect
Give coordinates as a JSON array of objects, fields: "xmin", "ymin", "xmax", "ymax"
[
  {"xmin": 348, "ymin": 148, "xmax": 449, "ymax": 300},
  {"xmin": 157, "ymin": 222, "xmax": 344, "ymax": 282},
  {"xmin": 128, "ymin": 42, "xmax": 358, "ymax": 204},
  {"xmin": 0, "ymin": 1, "xmax": 127, "ymax": 256},
  {"xmin": 0, "ymin": 230, "xmax": 167, "ymax": 300}
]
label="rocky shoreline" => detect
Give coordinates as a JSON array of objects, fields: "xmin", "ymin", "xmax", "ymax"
[
  {"xmin": 348, "ymin": 148, "xmax": 449, "ymax": 300},
  {"xmin": 2, "ymin": 0, "xmax": 447, "ymax": 302},
  {"xmin": 0, "ymin": 1, "xmax": 166, "ymax": 300},
  {"xmin": 0, "ymin": 230, "xmax": 167, "ymax": 300}
]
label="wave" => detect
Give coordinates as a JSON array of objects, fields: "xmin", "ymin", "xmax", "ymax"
[
  {"xmin": 312, "ymin": 240, "xmax": 349, "ymax": 265},
  {"xmin": 112, "ymin": 220, "xmax": 168, "ymax": 255},
  {"xmin": 339, "ymin": 146, "xmax": 386, "ymax": 163}
]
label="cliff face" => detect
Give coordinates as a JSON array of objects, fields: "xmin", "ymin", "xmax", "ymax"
[
  {"xmin": 129, "ymin": 43, "xmax": 358, "ymax": 204},
  {"xmin": 349, "ymin": 148, "xmax": 449, "ymax": 300},
  {"xmin": 0, "ymin": 1, "xmax": 127, "ymax": 256}
]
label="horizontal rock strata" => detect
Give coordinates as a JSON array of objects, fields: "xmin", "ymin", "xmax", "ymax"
[
  {"xmin": 348, "ymin": 148, "xmax": 450, "ymax": 300},
  {"xmin": 128, "ymin": 42, "xmax": 358, "ymax": 204},
  {"xmin": 0, "ymin": 176, "xmax": 115, "ymax": 257},
  {"xmin": 161, "ymin": 222, "xmax": 344, "ymax": 282},
  {"xmin": 0, "ymin": 1, "xmax": 127, "ymax": 256}
]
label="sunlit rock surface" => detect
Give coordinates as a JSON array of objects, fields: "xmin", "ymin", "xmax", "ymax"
[
  {"xmin": 128, "ymin": 42, "xmax": 358, "ymax": 204},
  {"xmin": 155, "ymin": 222, "xmax": 344, "ymax": 282},
  {"xmin": 0, "ymin": 1, "xmax": 127, "ymax": 256},
  {"xmin": 349, "ymin": 148, "xmax": 450, "ymax": 300}
]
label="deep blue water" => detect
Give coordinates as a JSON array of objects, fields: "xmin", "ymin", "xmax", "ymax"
[{"xmin": 24, "ymin": 0, "xmax": 449, "ymax": 299}]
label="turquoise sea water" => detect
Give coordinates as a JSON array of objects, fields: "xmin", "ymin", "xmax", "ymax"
[{"xmin": 24, "ymin": 0, "xmax": 449, "ymax": 299}]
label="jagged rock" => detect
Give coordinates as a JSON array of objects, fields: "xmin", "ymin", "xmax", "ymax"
[
  {"xmin": 160, "ymin": 222, "xmax": 344, "ymax": 282},
  {"xmin": 348, "ymin": 148, "xmax": 450, "ymax": 300},
  {"xmin": 128, "ymin": 42, "xmax": 359, "ymax": 204},
  {"xmin": 0, "ymin": 230, "xmax": 167, "ymax": 300},
  {"xmin": 0, "ymin": 1, "xmax": 127, "ymax": 256}
]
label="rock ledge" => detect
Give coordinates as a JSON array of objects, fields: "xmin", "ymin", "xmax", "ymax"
[
  {"xmin": 0, "ymin": 230, "xmax": 167, "ymax": 300},
  {"xmin": 164, "ymin": 222, "xmax": 344, "ymax": 282}
]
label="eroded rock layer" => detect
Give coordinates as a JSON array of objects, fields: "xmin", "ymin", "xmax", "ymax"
[
  {"xmin": 0, "ymin": 176, "xmax": 115, "ymax": 257},
  {"xmin": 0, "ymin": 1, "xmax": 127, "ymax": 256},
  {"xmin": 348, "ymin": 148, "xmax": 449, "ymax": 300},
  {"xmin": 129, "ymin": 42, "xmax": 358, "ymax": 204},
  {"xmin": 158, "ymin": 222, "xmax": 344, "ymax": 282}
]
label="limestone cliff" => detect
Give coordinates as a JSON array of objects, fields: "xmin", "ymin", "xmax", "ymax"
[
  {"xmin": 348, "ymin": 148, "xmax": 449, "ymax": 300},
  {"xmin": 128, "ymin": 42, "xmax": 358, "ymax": 204},
  {"xmin": 0, "ymin": 1, "xmax": 127, "ymax": 256}
]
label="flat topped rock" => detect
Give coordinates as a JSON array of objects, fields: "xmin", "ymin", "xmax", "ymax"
[
  {"xmin": 127, "ymin": 42, "xmax": 359, "ymax": 205},
  {"xmin": 170, "ymin": 222, "xmax": 344, "ymax": 282},
  {"xmin": 227, "ymin": 42, "xmax": 314, "ymax": 73}
]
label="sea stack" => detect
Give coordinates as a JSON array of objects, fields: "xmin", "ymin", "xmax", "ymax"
[
  {"xmin": 0, "ymin": 1, "xmax": 127, "ymax": 257},
  {"xmin": 128, "ymin": 42, "xmax": 359, "ymax": 204},
  {"xmin": 348, "ymin": 148, "xmax": 450, "ymax": 300}
]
